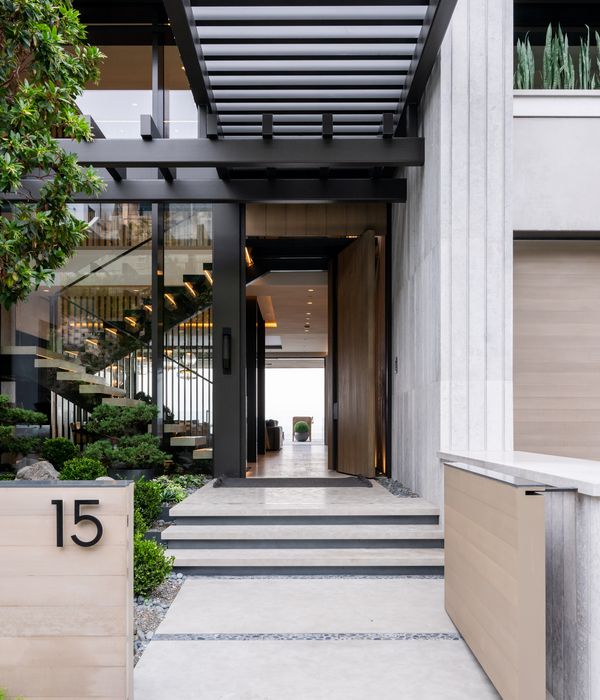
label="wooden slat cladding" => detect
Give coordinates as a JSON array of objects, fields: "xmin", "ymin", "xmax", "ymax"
[
  {"xmin": 0, "ymin": 484, "xmax": 134, "ymax": 700},
  {"xmin": 444, "ymin": 465, "xmax": 546, "ymax": 700},
  {"xmin": 246, "ymin": 203, "xmax": 386, "ymax": 238},
  {"xmin": 514, "ymin": 241, "xmax": 600, "ymax": 459},
  {"xmin": 336, "ymin": 232, "xmax": 376, "ymax": 476}
]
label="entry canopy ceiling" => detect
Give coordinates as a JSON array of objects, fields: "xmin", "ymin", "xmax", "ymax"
[{"xmin": 165, "ymin": 0, "xmax": 459, "ymax": 140}]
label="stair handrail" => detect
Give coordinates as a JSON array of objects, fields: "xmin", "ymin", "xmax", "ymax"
[
  {"xmin": 57, "ymin": 235, "xmax": 153, "ymax": 293},
  {"xmin": 61, "ymin": 297, "xmax": 214, "ymax": 384}
]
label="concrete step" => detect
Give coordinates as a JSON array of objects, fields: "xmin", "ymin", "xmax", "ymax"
[
  {"xmin": 56, "ymin": 371, "xmax": 109, "ymax": 385},
  {"xmin": 102, "ymin": 397, "xmax": 145, "ymax": 407},
  {"xmin": 170, "ymin": 435, "xmax": 208, "ymax": 448},
  {"xmin": 34, "ymin": 357, "xmax": 83, "ymax": 372},
  {"xmin": 102, "ymin": 396, "xmax": 144, "ymax": 408},
  {"xmin": 192, "ymin": 447, "xmax": 213, "ymax": 460},
  {"xmin": 162, "ymin": 523, "xmax": 444, "ymax": 549},
  {"xmin": 2, "ymin": 345, "xmax": 63, "ymax": 359},
  {"xmin": 164, "ymin": 423, "xmax": 187, "ymax": 434},
  {"xmin": 167, "ymin": 547, "xmax": 444, "ymax": 575},
  {"xmin": 79, "ymin": 384, "xmax": 126, "ymax": 397}
]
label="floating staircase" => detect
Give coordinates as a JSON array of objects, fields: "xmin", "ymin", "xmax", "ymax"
[{"xmin": 162, "ymin": 481, "xmax": 444, "ymax": 575}]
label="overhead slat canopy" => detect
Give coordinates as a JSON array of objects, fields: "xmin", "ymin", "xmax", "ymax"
[{"xmin": 165, "ymin": 0, "xmax": 458, "ymax": 140}]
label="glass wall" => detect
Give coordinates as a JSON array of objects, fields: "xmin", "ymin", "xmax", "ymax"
[{"xmin": 164, "ymin": 205, "xmax": 213, "ymax": 438}]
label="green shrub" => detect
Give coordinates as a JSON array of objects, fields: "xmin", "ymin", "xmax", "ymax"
[
  {"xmin": 0, "ymin": 472, "xmax": 15, "ymax": 481},
  {"xmin": 41, "ymin": 437, "xmax": 77, "ymax": 470},
  {"xmin": 0, "ymin": 425, "xmax": 41, "ymax": 456},
  {"xmin": 0, "ymin": 394, "xmax": 46, "ymax": 425},
  {"xmin": 59, "ymin": 457, "xmax": 107, "ymax": 481},
  {"xmin": 134, "ymin": 477, "xmax": 163, "ymax": 525},
  {"xmin": 153, "ymin": 475, "xmax": 188, "ymax": 504},
  {"xmin": 83, "ymin": 439, "xmax": 119, "ymax": 467},
  {"xmin": 133, "ymin": 534, "xmax": 174, "ymax": 597},
  {"xmin": 293, "ymin": 420, "xmax": 309, "ymax": 433},
  {"xmin": 171, "ymin": 474, "xmax": 207, "ymax": 490},
  {"xmin": 134, "ymin": 507, "xmax": 147, "ymax": 535},
  {"xmin": 86, "ymin": 403, "xmax": 158, "ymax": 438},
  {"xmin": 118, "ymin": 434, "xmax": 170, "ymax": 469}
]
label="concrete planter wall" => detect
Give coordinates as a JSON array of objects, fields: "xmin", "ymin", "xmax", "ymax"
[{"xmin": 514, "ymin": 90, "xmax": 600, "ymax": 232}]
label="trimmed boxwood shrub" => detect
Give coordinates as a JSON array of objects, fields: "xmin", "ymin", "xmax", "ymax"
[
  {"xmin": 0, "ymin": 472, "xmax": 15, "ymax": 481},
  {"xmin": 59, "ymin": 457, "xmax": 107, "ymax": 481},
  {"xmin": 133, "ymin": 535, "xmax": 174, "ymax": 597},
  {"xmin": 41, "ymin": 437, "xmax": 77, "ymax": 470},
  {"xmin": 0, "ymin": 394, "xmax": 46, "ymax": 425},
  {"xmin": 133, "ymin": 506, "xmax": 147, "ymax": 535},
  {"xmin": 134, "ymin": 477, "xmax": 163, "ymax": 526},
  {"xmin": 293, "ymin": 420, "xmax": 309, "ymax": 433}
]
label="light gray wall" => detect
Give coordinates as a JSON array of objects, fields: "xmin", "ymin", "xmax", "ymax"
[
  {"xmin": 514, "ymin": 110, "xmax": 600, "ymax": 232},
  {"xmin": 391, "ymin": 0, "xmax": 514, "ymax": 507}
]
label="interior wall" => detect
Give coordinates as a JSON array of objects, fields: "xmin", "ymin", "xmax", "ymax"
[
  {"xmin": 391, "ymin": 0, "xmax": 514, "ymax": 507},
  {"xmin": 514, "ymin": 240, "xmax": 600, "ymax": 460}
]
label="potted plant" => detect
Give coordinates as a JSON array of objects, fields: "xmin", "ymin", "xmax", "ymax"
[{"xmin": 293, "ymin": 420, "xmax": 310, "ymax": 443}]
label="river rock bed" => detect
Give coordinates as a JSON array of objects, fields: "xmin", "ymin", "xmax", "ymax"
[
  {"xmin": 377, "ymin": 477, "xmax": 419, "ymax": 498},
  {"xmin": 134, "ymin": 573, "xmax": 185, "ymax": 665}
]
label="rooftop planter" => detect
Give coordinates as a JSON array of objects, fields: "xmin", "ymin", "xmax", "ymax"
[{"xmin": 514, "ymin": 89, "xmax": 600, "ymax": 117}]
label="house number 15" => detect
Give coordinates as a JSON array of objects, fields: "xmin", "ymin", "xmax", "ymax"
[{"xmin": 51, "ymin": 499, "xmax": 104, "ymax": 548}]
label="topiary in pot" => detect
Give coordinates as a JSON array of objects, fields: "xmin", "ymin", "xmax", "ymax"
[
  {"xmin": 59, "ymin": 457, "xmax": 107, "ymax": 481},
  {"xmin": 83, "ymin": 439, "xmax": 121, "ymax": 469},
  {"xmin": 41, "ymin": 437, "xmax": 77, "ymax": 471},
  {"xmin": 134, "ymin": 477, "xmax": 164, "ymax": 526},
  {"xmin": 0, "ymin": 394, "xmax": 46, "ymax": 426},
  {"xmin": 293, "ymin": 420, "xmax": 310, "ymax": 442},
  {"xmin": 133, "ymin": 535, "xmax": 174, "ymax": 597},
  {"xmin": 118, "ymin": 434, "xmax": 170, "ymax": 470},
  {"xmin": 85, "ymin": 403, "xmax": 158, "ymax": 439}
]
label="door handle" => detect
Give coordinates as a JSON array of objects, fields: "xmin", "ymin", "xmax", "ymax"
[{"xmin": 222, "ymin": 327, "xmax": 232, "ymax": 374}]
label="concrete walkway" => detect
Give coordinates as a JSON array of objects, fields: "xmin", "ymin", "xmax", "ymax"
[{"xmin": 135, "ymin": 577, "xmax": 499, "ymax": 699}]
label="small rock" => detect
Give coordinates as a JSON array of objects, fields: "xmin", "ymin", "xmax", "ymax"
[
  {"xmin": 137, "ymin": 630, "xmax": 146, "ymax": 641},
  {"xmin": 146, "ymin": 631, "xmax": 154, "ymax": 640},
  {"xmin": 16, "ymin": 460, "xmax": 58, "ymax": 481},
  {"xmin": 14, "ymin": 455, "xmax": 42, "ymax": 470},
  {"xmin": 176, "ymin": 573, "xmax": 183, "ymax": 579},
  {"xmin": 96, "ymin": 475, "xmax": 114, "ymax": 481}
]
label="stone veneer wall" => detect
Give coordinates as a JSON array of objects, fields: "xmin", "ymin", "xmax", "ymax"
[{"xmin": 391, "ymin": 0, "xmax": 514, "ymax": 508}]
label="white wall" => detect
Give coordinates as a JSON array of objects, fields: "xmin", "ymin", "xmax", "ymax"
[
  {"xmin": 514, "ymin": 93, "xmax": 600, "ymax": 232},
  {"xmin": 391, "ymin": 0, "xmax": 514, "ymax": 507},
  {"xmin": 265, "ymin": 367, "xmax": 325, "ymax": 442}
]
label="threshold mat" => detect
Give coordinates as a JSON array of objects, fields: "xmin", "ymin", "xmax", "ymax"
[{"xmin": 213, "ymin": 477, "xmax": 373, "ymax": 488}]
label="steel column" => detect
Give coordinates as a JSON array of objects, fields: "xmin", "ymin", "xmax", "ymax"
[
  {"xmin": 212, "ymin": 204, "xmax": 246, "ymax": 477},
  {"xmin": 151, "ymin": 203, "xmax": 165, "ymax": 437}
]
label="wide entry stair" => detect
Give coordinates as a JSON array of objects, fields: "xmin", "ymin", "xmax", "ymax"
[{"xmin": 162, "ymin": 479, "xmax": 444, "ymax": 575}]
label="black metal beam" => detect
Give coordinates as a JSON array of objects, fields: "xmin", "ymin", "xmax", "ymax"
[
  {"xmin": 162, "ymin": 0, "xmax": 216, "ymax": 111},
  {"xmin": 56, "ymin": 137, "xmax": 424, "ymax": 168},
  {"xmin": 7, "ymin": 177, "xmax": 408, "ymax": 203},
  {"xmin": 395, "ymin": 0, "xmax": 458, "ymax": 135}
]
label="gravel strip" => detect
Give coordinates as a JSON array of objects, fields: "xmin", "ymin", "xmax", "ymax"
[
  {"xmin": 377, "ymin": 477, "xmax": 419, "ymax": 498},
  {"xmin": 134, "ymin": 573, "xmax": 185, "ymax": 665}
]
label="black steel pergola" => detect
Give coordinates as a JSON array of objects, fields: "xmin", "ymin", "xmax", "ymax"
[{"xmin": 8, "ymin": 0, "xmax": 458, "ymax": 204}]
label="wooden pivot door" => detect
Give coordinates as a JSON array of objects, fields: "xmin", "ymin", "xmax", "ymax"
[{"xmin": 336, "ymin": 231, "xmax": 376, "ymax": 477}]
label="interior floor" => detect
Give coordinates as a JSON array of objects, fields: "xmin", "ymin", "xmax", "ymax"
[{"xmin": 246, "ymin": 443, "xmax": 339, "ymax": 479}]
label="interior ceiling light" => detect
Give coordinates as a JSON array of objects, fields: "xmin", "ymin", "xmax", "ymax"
[
  {"xmin": 264, "ymin": 321, "xmax": 278, "ymax": 329},
  {"xmin": 307, "ymin": 301, "xmax": 313, "ymax": 305},
  {"xmin": 184, "ymin": 281, "xmax": 197, "ymax": 298},
  {"xmin": 124, "ymin": 316, "xmax": 137, "ymax": 327},
  {"xmin": 244, "ymin": 246, "xmax": 254, "ymax": 267},
  {"xmin": 308, "ymin": 288, "xmax": 315, "ymax": 292},
  {"xmin": 164, "ymin": 293, "xmax": 177, "ymax": 307},
  {"xmin": 204, "ymin": 269, "xmax": 213, "ymax": 285}
]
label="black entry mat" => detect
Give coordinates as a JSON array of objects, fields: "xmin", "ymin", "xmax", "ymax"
[{"xmin": 213, "ymin": 477, "xmax": 373, "ymax": 488}]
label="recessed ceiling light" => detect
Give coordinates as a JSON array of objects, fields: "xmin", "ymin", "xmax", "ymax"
[
  {"xmin": 307, "ymin": 301, "xmax": 313, "ymax": 305},
  {"xmin": 308, "ymin": 288, "xmax": 314, "ymax": 292}
]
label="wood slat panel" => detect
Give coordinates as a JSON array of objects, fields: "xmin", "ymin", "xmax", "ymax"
[
  {"xmin": 444, "ymin": 465, "xmax": 546, "ymax": 700},
  {"xmin": 514, "ymin": 241, "xmax": 600, "ymax": 460}
]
